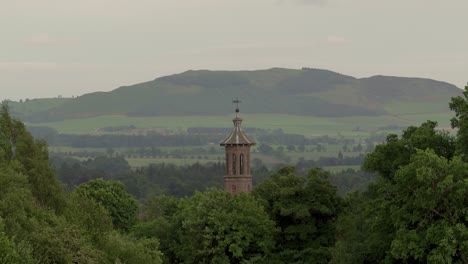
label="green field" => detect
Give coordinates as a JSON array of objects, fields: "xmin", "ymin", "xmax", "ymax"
[
  {"xmin": 26, "ymin": 112, "xmax": 455, "ymax": 136},
  {"xmin": 49, "ymin": 143, "xmax": 364, "ymax": 169},
  {"xmin": 38, "ymin": 111, "xmax": 456, "ymax": 170},
  {"xmin": 49, "ymin": 146, "xmax": 106, "ymax": 153}
]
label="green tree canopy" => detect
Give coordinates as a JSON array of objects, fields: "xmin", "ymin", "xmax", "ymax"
[
  {"xmin": 389, "ymin": 149, "xmax": 468, "ymax": 262},
  {"xmin": 334, "ymin": 118, "xmax": 467, "ymax": 263},
  {"xmin": 75, "ymin": 178, "xmax": 139, "ymax": 231},
  {"xmin": 253, "ymin": 166, "xmax": 341, "ymax": 263},
  {"xmin": 363, "ymin": 120, "xmax": 455, "ymax": 180},
  {"xmin": 159, "ymin": 190, "xmax": 276, "ymax": 263},
  {"xmin": 0, "ymin": 104, "xmax": 163, "ymax": 263},
  {"xmin": 449, "ymin": 84, "xmax": 468, "ymax": 160},
  {"xmin": 0, "ymin": 103, "xmax": 65, "ymax": 211}
]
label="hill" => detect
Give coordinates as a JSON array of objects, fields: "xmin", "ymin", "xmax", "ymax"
[
  {"xmin": 14, "ymin": 68, "xmax": 462, "ymax": 122},
  {"xmin": 9, "ymin": 98, "xmax": 71, "ymax": 118}
]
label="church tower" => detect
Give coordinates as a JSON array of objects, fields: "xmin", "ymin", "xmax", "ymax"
[{"xmin": 220, "ymin": 100, "xmax": 256, "ymax": 194}]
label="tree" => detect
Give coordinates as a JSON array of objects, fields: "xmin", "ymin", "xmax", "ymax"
[
  {"xmin": 389, "ymin": 149, "xmax": 468, "ymax": 262},
  {"xmin": 253, "ymin": 167, "xmax": 341, "ymax": 263},
  {"xmin": 0, "ymin": 103, "xmax": 65, "ymax": 212},
  {"xmin": 99, "ymin": 231, "xmax": 162, "ymax": 264},
  {"xmin": 258, "ymin": 144, "xmax": 275, "ymax": 154},
  {"xmin": 449, "ymin": 84, "xmax": 468, "ymax": 160},
  {"xmin": 0, "ymin": 226, "xmax": 21, "ymax": 263},
  {"xmin": 63, "ymin": 192, "xmax": 113, "ymax": 243},
  {"xmin": 0, "ymin": 104, "xmax": 162, "ymax": 263},
  {"xmin": 337, "ymin": 150, "xmax": 343, "ymax": 160},
  {"xmin": 133, "ymin": 195, "xmax": 181, "ymax": 262},
  {"xmin": 331, "ymin": 180, "xmax": 398, "ymax": 263},
  {"xmin": 363, "ymin": 121, "xmax": 455, "ymax": 180},
  {"xmin": 106, "ymin": 147, "xmax": 115, "ymax": 157},
  {"xmin": 335, "ymin": 120, "xmax": 466, "ymax": 263},
  {"xmin": 0, "ymin": 168, "xmax": 31, "ymax": 264},
  {"xmin": 164, "ymin": 190, "xmax": 276, "ymax": 263},
  {"xmin": 0, "ymin": 159, "xmax": 105, "ymax": 263},
  {"xmin": 298, "ymin": 144, "xmax": 305, "ymax": 152},
  {"xmin": 75, "ymin": 178, "xmax": 139, "ymax": 231},
  {"xmin": 336, "ymin": 150, "xmax": 468, "ymax": 263},
  {"xmin": 353, "ymin": 143, "xmax": 363, "ymax": 153}
]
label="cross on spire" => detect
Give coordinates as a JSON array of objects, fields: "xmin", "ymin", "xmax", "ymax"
[{"xmin": 233, "ymin": 98, "xmax": 241, "ymax": 113}]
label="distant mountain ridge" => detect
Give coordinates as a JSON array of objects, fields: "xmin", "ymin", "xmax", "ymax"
[{"xmin": 14, "ymin": 68, "xmax": 462, "ymax": 122}]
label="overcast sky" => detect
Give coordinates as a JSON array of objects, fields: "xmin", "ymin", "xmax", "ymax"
[{"xmin": 1, "ymin": 0, "xmax": 467, "ymax": 100}]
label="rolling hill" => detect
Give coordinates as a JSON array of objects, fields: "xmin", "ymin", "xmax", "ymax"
[{"xmin": 12, "ymin": 68, "xmax": 462, "ymax": 123}]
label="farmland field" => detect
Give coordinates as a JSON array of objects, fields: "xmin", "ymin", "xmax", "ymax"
[
  {"xmin": 126, "ymin": 157, "xmax": 219, "ymax": 167},
  {"xmin": 34, "ymin": 111, "xmax": 456, "ymax": 171},
  {"xmin": 26, "ymin": 112, "xmax": 455, "ymax": 136}
]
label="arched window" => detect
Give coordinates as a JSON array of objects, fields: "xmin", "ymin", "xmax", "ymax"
[
  {"xmin": 240, "ymin": 154, "xmax": 244, "ymax": 175},
  {"xmin": 232, "ymin": 154, "xmax": 236, "ymax": 175}
]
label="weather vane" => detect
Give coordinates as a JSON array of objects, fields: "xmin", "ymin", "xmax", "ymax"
[{"xmin": 232, "ymin": 98, "xmax": 241, "ymax": 113}]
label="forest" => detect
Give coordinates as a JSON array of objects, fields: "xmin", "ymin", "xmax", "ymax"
[{"xmin": 0, "ymin": 85, "xmax": 467, "ymax": 263}]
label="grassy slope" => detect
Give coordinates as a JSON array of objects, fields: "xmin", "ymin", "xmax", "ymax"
[
  {"xmin": 9, "ymin": 98, "xmax": 71, "ymax": 116},
  {"xmin": 26, "ymin": 111, "xmax": 455, "ymax": 137}
]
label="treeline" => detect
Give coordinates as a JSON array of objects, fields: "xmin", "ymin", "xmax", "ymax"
[
  {"xmin": 54, "ymin": 146, "xmax": 222, "ymax": 160},
  {"xmin": 28, "ymin": 125, "xmax": 372, "ymax": 148},
  {"xmin": 296, "ymin": 154, "xmax": 365, "ymax": 169},
  {"xmin": 51, "ymin": 154, "xmax": 371, "ymax": 200},
  {"xmin": 52, "ymin": 156, "xmax": 229, "ymax": 199},
  {"xmin": 187, "ymin": 126, "xmax": 258, "ymax": 134},
  {"xmin": 97, "ymin": 125, "xmax": 136, "ymax": 132},
  {"xmin": 51, "ymin": 155, "xmax": 271, "ymax": 199},
  {"xmin": 31, "ymin": 129, "xmax": 222, "ymax": 148}
]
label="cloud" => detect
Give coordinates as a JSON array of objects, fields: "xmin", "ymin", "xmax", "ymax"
[
  {"xmin": 25, "ymin": 33, "xmax": 52, "ymax": 46},
  {"xmin": 297, "ymin": 0, "xmax": 328, "ymax": 5},
  {"xmin": 325, "ymin": 35, "xmax": 348, "ymax": 45},
  {"xmin": 277, "ymin": 0, "xmax": 328, "ymax": 6},
  {"xmin": 0, "ymin": 61, "xmax": 146, "ymax": 72},
  {"xmin": 0, "ymin": 61, "xmax": 59, "ymax": 70}
]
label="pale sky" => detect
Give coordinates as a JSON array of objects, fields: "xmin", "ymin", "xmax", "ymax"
[{"xmin": 1, "ymin": 0, "xmax": 467, "ymax": 101}]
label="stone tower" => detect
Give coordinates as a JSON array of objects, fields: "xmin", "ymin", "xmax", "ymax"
[{"xmin": 220, "ymin": 100, "xmax": 256, "ymax": 194}]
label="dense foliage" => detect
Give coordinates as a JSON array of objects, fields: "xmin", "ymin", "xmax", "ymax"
[
  {"xmin": 333, "ymin": 89, "xmax": 468, "ymax": 263},
  {"xmin": 162, "ymin": 190, "xmax": 276, "ymax": 263},
  {"xmin": 76, "ymin": 179, "xmax": 139, "ymax": 231},
  {"xmin": 253, "ymin": 167, "xmax": 341, "ymax": 263},
  {"xmin": 0, "ymin": 104, "xmax": 163, "ymax": 263},
  {"xmin": 450, "ymin": 84, "xmax": 468, "ymax": 160}
]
